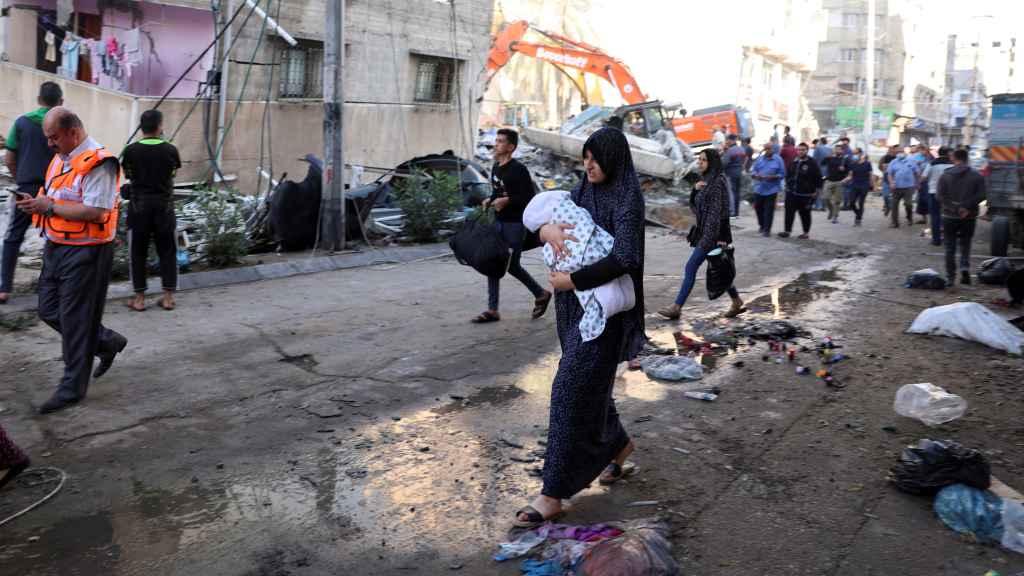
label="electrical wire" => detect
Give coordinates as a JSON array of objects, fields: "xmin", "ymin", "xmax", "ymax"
[{"xmin": 0, "ymin": 467, "xmax": 67, "ymax": 527}]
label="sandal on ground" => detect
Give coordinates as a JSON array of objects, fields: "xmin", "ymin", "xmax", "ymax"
[
  {"xmin": 598, "ymin": 462, "xmax": 636, "ymax": 485},
  {"xmin": 513, "ymin": 505, "xmax": 564, "ymax": 529},
  {"xmin": 126, "ymin": 300, "xmax": 146, "ymax": 312},
  {"xmin": 158, "ymin": 300, "xmax": 176, "ymax": 311},
  {"xmin": 471, "ymin": 311, "xmax": 500, "ymax": 324},
  {"xmin": 532, "ymin": 292, "xmax": 553, "ymax": 320}
]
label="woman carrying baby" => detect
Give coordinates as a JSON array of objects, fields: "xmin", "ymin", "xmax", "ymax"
[{"xmin": 514, "ymin": 127, "xmax": 645, "ymax": 528}]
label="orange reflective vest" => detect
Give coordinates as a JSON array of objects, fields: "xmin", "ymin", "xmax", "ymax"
[{"xmin": 34, "ymin": 146, "xmax": 120, "ymax": 245}]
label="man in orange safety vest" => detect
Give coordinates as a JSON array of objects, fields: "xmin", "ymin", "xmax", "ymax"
[{"xmin": 15, "ymin": 107, "xmax": 128, "ymax": 414}]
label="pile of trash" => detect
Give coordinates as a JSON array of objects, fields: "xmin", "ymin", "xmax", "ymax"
[
  {"xmin": 494, "ymin": 517, "xmax": 679, "ymax": 575},
  {"xmin": 907, "ymin": 302, "xmax": 1024, "ymax": 355},
  {"xmin": 888, "ymin": 438, "xmax": 1024, "ymax": 554}
]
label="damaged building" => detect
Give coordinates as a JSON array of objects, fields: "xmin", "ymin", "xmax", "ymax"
[{"xmin": 0, "ymin": 0, "xmax": 495, "ymax": 193}]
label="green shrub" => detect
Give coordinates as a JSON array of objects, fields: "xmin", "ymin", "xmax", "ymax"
[
  {"xmin": 194, "ymin": 187, "xmax": 248, "ymax": 267},
  {"xmin": 392, "ymin": 169, "xmax": 463, "ymax": 241}
]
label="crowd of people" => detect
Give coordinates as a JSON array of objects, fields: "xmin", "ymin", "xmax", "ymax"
[{"xmin": 707, "ymin": 125, "xmax": 987, "ymax": 289}]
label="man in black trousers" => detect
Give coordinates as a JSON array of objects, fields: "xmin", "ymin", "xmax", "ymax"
[
  {"xmin": 122, "ymin": 109, "xmax": 182, "ymax": 311},
  {"xmin": 779, "ymin": 142, "xmax": 822, "ymax": 239}
]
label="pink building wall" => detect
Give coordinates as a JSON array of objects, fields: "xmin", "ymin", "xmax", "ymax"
[{"xmin": 7, "ymin": 0, "xmax": 214, "ymax": 97}]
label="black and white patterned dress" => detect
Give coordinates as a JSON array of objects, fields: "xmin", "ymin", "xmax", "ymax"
[{"xmin": 542, "ymin": 128, "xmax": 646, "ymax": 499}]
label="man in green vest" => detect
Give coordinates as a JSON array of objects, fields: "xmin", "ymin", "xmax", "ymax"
[{"xmin": 121, "ymin": 109, "xmax": 182, "ymax": 311}]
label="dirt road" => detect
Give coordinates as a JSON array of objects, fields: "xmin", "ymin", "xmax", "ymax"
[{"xmin": 1, "ymin": 196, "xmax": 1022, "ymax": 575}]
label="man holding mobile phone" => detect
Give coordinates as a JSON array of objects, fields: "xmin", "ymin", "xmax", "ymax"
[{"xmin": 1, "ymin": 82, "xmax": 62, "ymax": 304}]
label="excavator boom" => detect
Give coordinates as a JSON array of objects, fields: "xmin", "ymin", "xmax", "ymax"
[{"xmin": 484, "ymin": 20, "xmax": 647, "ymax": 106}]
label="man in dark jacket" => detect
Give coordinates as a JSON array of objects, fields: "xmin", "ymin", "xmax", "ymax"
[
  {"xmin": 937, "ymin": 149, "xmax": 986, "ymax": 287},
  {"xmin": 722, "ymin": 134, "xmax": 747, "ymax": 217},
  {"xmin": 779, "ymin": 142, "xmax": 822, "ymax": 239},
  {"xmin": 473, "ymin": 128, "xmax": 551, "ymax": 323},
  {"xmin": 1, "ymin": 82, "xmax": 62, "ymax": 304}
]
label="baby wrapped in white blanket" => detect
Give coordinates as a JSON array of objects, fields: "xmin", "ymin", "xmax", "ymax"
[{"xmin": 523, "ymin": 191, "xmax": 635, "ymax": 342}]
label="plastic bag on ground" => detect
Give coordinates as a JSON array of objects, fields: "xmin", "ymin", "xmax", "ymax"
[
  {"xmin": 575, "ymin": 518, "xmax": 679, "ymax": 576},
  {"xmin": 905, "ymin": 268, "xmax": 947, "ymax": 290},
  {"xmin": 1002, "ymin": 498, "xmax": 1024, "ymax": 553},
  {"xmin": 890, "ymin": 439, "xmax": 991, "ymax": 495},
  {"xmin": 642, "ymin": 356, "xmax": 704, "ymax": 381},
  {"xmin": 907, "ymin": 302, "xmax": 1024, "ymax": 355},
  {"xmin": 894, "ymin": 383, "xmax": 967, "ymax": 426},
  {"xmin": 934, "ymin": 484, "xmax": 1005, "ymax": 544}
]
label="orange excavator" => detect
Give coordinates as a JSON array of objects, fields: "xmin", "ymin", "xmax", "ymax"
[
  {"xmin": 483, "ymin": 20, "xmax": 753, "ymax": 146},
  {"xmin": 483, "ymin": 20, "xmax": 647, "ymax": 106}
]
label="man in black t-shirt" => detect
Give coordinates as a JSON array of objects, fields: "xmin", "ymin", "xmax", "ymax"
[
  {"xmin": 122, "ymin": 109, "xmax": 182, "ymax": 311},
  {"xmin": 472, "ymin": 129, "xmax": 551, "ymax": 323}
]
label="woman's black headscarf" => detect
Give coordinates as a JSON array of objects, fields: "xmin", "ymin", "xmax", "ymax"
[
  {"xmin": 575, "ymin": 127, "xmax": 646, "ymax": 361},
  {"xmin": 699, "ymin": 148, "xmax": 723, "ymax": 183}
]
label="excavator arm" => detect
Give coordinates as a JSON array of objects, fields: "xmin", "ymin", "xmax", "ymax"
[{"xmin": 483, "ymin": 20, "xmax": 647, "ymax": 106}]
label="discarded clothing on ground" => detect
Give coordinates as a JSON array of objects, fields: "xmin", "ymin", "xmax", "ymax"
[
  {"xmin": 523, "ymin": 191, "xmax": 636, "ymax": 342},
  {"xmin": 907, "ymin": 302, "xmax": 1024, "ymax": 355},
  {"xmin": 449, "ymin": 210, "xmax": 510, "ymax": 279},
  {"xmin": 706, "ymin": 246, "xmax": 737, "ymax": 300},
  {"xmin": 905, "ymin": 268, "xmax": 947, "ymax": 290},
  {"xmin": 576, "ymin": 518, "xmax": 679, "ymax": 576},
  {"xmin": 889, "ymin": 439, "xmax": 991, "ymax": 496},
  {"xmin": 893, "ymin": 383, "xmax": 967, "ymax": 426},
  {"xmin": 978, "ymin": 258, "xmax": 1016, "ymax": 286},
  {"xmin": 496, "ymin": 519, "xmax": 677, "ymax": 575},
  {"xmin": 641, "ymin": 356, "xmax": 704, "ymax": 381}
]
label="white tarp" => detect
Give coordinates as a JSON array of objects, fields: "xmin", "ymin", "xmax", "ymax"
[{"xmin": 907, "ymin": 302, "xmax": 1024, "ymax": 355}]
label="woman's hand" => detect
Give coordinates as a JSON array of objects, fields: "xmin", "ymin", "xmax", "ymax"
[
  {"xmin": 694, "ymin": 181, "xmax": 706, "ymax": 190},
  {"xmin": 539, "ymin": 223, "xmax": 578, "ymax": 261},
  {"xmin": 549, "ymin": 271, "xmax": 576, "ymax": 292}
]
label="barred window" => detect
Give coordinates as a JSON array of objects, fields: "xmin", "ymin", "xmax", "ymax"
[
  {"xmin": 280, "ymin": 42, "xmax": 324, "ymax": 98},
  {"xmin": 414, "ymin": 55, "xmax": 457, "ymax": 103}
]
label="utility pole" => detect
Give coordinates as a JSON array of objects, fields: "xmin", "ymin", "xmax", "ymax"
[
  {"xmin": 321, "ymin": 0, "xmax": 345, "ymax": 251},
  {"xmin": 863, "ymin": 0, "xmax": 876, "ymax": 151},
  {"xmin": 216, "ymin": 0, "xmax": 233, "ymax": 175}
]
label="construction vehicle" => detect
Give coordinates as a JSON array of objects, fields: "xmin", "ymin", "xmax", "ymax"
[
  {"xmin": 988, "ymin": 93, "xmax": 1024, "ymax": 256},
  {"xmin": 483, "ymin": 20, "xmax": 754, "ymax": 147}
]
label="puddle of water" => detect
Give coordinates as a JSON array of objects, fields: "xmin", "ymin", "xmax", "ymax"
[
  {"xmin": 432, "ymin": 383, "xmax": 526, "ymax": 415},
  {"xmin": 747, "ymin": 267, "xmax": 843, "ymax": 318}
]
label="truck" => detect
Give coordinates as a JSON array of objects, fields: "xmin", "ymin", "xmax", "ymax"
[{"xmin": 988, "ymin": 93, "xmax": 1024, "ymax": 256}]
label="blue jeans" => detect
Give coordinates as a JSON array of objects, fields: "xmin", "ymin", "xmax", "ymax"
[
  {"xmin": 929, "ymin": 194, "xmax": 942, "ymax": 245},
  {"xmin": 675, "ymin": 246, "xmax": 739, "ymax": 306},
  {"xmin": 727, "ymin": 173, "xmax": 741, "ymax": 217},
  {"xmin": 1, "ymin": 184, "xmax": 38, "ymax": 293},
  {"xmin": 488, "ymin": 221, "xmax": 545, "ymax": 311}
]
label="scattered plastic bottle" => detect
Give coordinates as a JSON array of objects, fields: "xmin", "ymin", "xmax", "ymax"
[
  {"xmin": 684, "ymin": 391, "xmax": 717, "ymax": 402},
  {"xmin": 787, "ymin": 349, "xmax": 796, "ymax": 362},
  {"xmin": 796, "ymin": 366, "xmax": 809, "ymax": 375},
  {"xmin": 823, "ymin": 336, "xmax": 835, "ymax": 349}
]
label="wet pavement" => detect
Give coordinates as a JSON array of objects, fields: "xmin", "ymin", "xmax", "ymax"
[{"xmin": 2, "ymin": 197, "xmax": 1024, "ymax": 575}]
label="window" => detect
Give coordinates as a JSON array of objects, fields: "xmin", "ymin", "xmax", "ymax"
[
  {"xmin": 842, "ymin": 13, "xmax": 865, "ymax": 28},
  {"xmin": 414, "ymin": 55, "xmax": 457, "ymax": 103},
  {"xmin": 280, "ymin": 41, "xmax": 324, "ymax": 98},
  {"xmin": 839, "ymin": 81, "xmax": 856, "ymax": 94},
  {"xmin": 841, "ymin": 48, "xmax": 859, "ymax": 62}
]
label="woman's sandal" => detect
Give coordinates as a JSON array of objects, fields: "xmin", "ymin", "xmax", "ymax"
[
  {"xmin": 531, "ymin": 292, "xmax": 553, "ymax": 320},
  {"xmin": 471, "ymin": 311, "xmax": 500, "ymax": 324},
  {"xmin": 598, "ymin": 462, "xmax": 636, "ymax": 485},
  {"xmin": 513, "ymin": 505, "xmax": 564, "ymax": 529}
]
